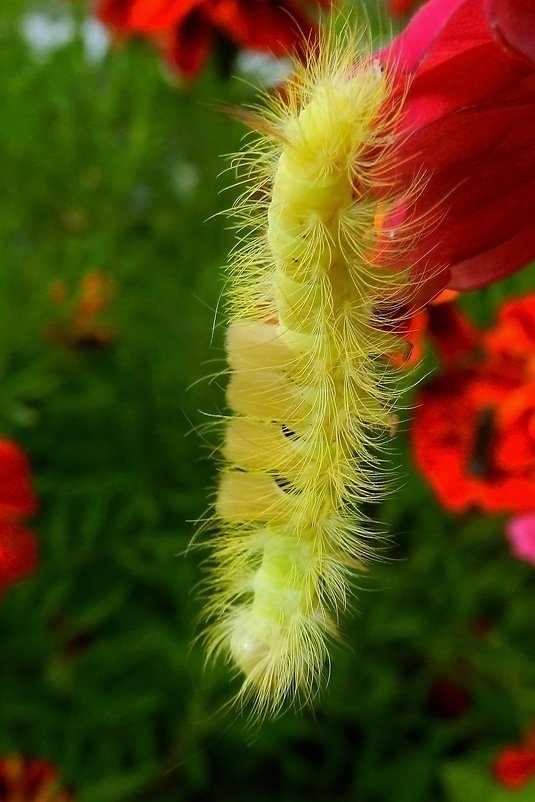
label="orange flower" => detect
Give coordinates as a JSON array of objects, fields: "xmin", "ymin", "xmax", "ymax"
[
  {"xmin": 46, "ymin": 271, "xmax": 114, "ymax": 349},
  {"xmin": 411, "ymin": 294, "xmax": 535, "ymax": 514},
  {"xmin": 0, "ymin": 756, "xmax": 73, "ymax": 802}
]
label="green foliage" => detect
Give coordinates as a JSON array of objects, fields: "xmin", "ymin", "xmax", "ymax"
[
  {"xmin": 443, "ymin": 757, "xmax": 535, "ymax": 802},
  {"xmin": 1, "ymin": 1, "xmax": 534, "ymax": 800}
]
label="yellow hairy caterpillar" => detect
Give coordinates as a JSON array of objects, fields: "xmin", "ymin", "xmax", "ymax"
[{"xmin": 201, "ymin": 22, "xmax": 418, "ymax": 717}]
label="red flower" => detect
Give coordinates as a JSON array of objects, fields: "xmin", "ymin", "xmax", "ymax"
[
  {"xmin": 484, "ymin": 293, "xmax": 535, "ymax": 369},
  {"xmin": 393, "ymin": 290, "xmax": 477, "ymax": 368},
  {"xmin": 381, "ymin": 0, "xmax": 535, "ymax": 304},
  {"xmin": 96, "ymin": 0, "xmax": 333, "ymax": 77},
  {"xmin": 386, "ymin": 0, "xmax": 425, "ymax": 17},
  {"xmin": 0, "ymin": 440, "xmax": 37, "ymax": 520},
  {"xmin": 426, "ymin": 676, "xmax": 471, "ymax": 719},
  {"xmin": 494, "ymin": 748, "xmax": 535, "ymax": 789},
  {"xmin": 494, "ymin": 726, "xmax": 535, "ymax": 789},
  {"xmin": 411, "ymin": 294, "xmax": 535, "ymax": 514},
  {"xmin": 425, "ymin": 298, "xmax": 479, "ymax": 366},
  {"xmin": 97, "ymin": 0, "xmax": 535, "ymax": 300},
  {"xmin": 0, "ymin": 440, "xmax": 38, "ymax": 595},
  {"xmin": 96, "ymin": 0, "xmax": 535, "ymax": 296},
  {"xmin": 0, "ymin": 755, "xmax": 73, "ymax": 801}
]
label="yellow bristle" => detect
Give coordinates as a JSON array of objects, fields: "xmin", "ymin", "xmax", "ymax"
[{"xmin": 199, "ymin": 20, "xmax": 418, "ymax": 717}]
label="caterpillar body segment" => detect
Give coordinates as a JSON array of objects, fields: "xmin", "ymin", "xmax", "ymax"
[{"xmin": 203, "ymin": 28, "xmax": 414, "ymax": 716}]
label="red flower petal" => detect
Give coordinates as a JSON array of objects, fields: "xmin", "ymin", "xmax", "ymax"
[
  {"xmin": 494, "ymin": 746, "xmax": 535, "ymax": 789},
  {"xmin": 129, "ymin": 0, "xmax": 201, "ymax": 32},
  {"xmin": 0, "ymin": 755, "xmax": 73, "ymax": 801},
  {"xmin": 484, "ymin": 293, "xmax": 535, "ymax": 365},
  {"xmin": 494, "ymin": 384, "xmax": 535, "ymax": 472},
  {"xmin": 382, "ymin": 0, "xmax": 535, "ymax": 299},
  {"xmin": 0, "ymin": 439, "xmax": 37, "ymax": 519},
  {"xmin": 206, "ymin": 0, "xmax": 318, "ymax": 55},
  {"xmin": 411, "ymin": 292, "xmax": 535, "ymax": 515},
  {"xmin": 487, "ymin": 0, "xmax": 535, "ymax": 66},
  {"xmin": 95, "ymin": 0, "xmax": 132, "ymax": 28},
  {"xmin": 412, "ymin": 366, "xmax": 535, "ymax": 514},
  {"xmin": 426, "ymin": 301, "xmax": 477, "ymax": 366},
  {"xmin": 0, "ymin": 520, "xmax": 38, "ymax": 594},
  {"xmin": 166, "ymin": 9, "xmax": 213, "ymax": 77},
  {"xmin": 96, "ymin": 0, "xmax": 331, "ymax": 75},
  {"xmin": 97, "ymin": 0, "xmax": 202, "ymax": 31},
  {"xmin": 387, "ymin": 0, "xmax": 423, "ymax": 16}
]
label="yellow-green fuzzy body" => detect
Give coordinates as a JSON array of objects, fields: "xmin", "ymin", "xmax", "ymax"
[{"xmin": 203, "ymin": 29, "xmax": 411, "ymax": 716}]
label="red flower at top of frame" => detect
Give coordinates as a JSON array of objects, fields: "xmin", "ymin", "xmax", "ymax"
[
  {"xmin": 0, "ymin": 439, "xmax": 38, "ymax": 595},
  {"xmin": 0, "ymin": 755, "xmax": 74, "ymax": 801},
  {"xmin": 96, "ymin": 0, "xmax": 535, "ymax": 299},
  {"xmin": 380, "ymin": 0, "xmax": 535, "ymax": 305},
  {"xmin": 96, "ymin": 0, "xmax": 333, "ymax": 77},
  {"xmin": 411, "ymin": 293, "xmax": 535, "ymax": 514},
  {"xmin": 493, "ymin": 725, "xmax": 535, "ymax": 789}
]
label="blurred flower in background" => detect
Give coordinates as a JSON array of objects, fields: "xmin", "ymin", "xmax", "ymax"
[
  {"xmin": 386, "ymin": 0, "xmax": 424, "ymax": 16},
  {"xmin": 412, "ymin": 293, "xmax": 535, "ymax": 515},
  {"xmin": 493, "ymin": 724, "xmax": 535, "ymax": 789},
  {"xmin": 0, "ymin": 440, "xmax": 38, "ymax": 596},
  {"xmin": 0, "ymin": 756, "xmax": 73, "ymax": 801},
  {"xmin": 392, "ymin": 289, "xmax": 476, "ymax": 368},
  {"xmin": 95, "ymin": 0, "xmax": 334, "ymax": 77},
  {"xmin": 505, "ymin": 513, "xmax": 535, "ymax": 567},
  {"xmin": 46, "ymin": 271, "xmax": 114, "ymax": 350},
  {"xmin": 426, "ymin": 675, "xmax": 472, "ymax": 719}
]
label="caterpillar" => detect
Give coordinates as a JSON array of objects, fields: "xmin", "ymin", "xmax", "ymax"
[{"xmin": 201, "ymin": 21, "xmax": 420, "ymax": 717}]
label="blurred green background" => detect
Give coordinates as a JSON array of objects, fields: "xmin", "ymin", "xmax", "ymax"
[{"xmin": 0, "ymin": 1, "xmax": 534, "ymax": 800}]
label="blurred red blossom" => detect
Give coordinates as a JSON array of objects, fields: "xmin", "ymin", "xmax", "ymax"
[
  {"xmin": 493, "ymin": 725, "xmax": 535, "ymax": 789},
  {"xmin": 382, "ymin": 0, "xmax": 535, "ymax": 305},
  {"xmin": 394, "ymin": 289, "xmax": 477, "ymax": 367},
  {"xmin": 426, "ymin": 676, "xmax": 471, "ymax": 719},
  {"xmin": 0, "ymin": 755, "xmax": 73, "ymax": 801},
  {"xmin": 96, "ymin": 0, "xmax": 333, "ymax": 77},
  {"xmin": 0, "ymin": 440, "xmax": 38, "ymax": 595},
  {"xmin": 483, "ymin": 292, "xmax": 535, "ymax": 366},
  {"xmin": 411, "ymin": 294, "xmax": 535, "ymax": 514},
  {"xmin": 386, "ymin": 0, "xmax": 424, "ymax": 17}
]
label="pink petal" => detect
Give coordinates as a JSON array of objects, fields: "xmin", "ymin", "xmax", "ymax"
[{"xmin": 505, "ymin": 513, "xmax": 535, "ymax": 566}]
